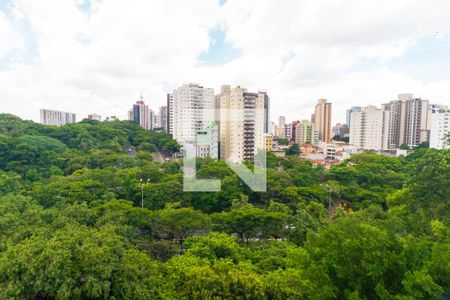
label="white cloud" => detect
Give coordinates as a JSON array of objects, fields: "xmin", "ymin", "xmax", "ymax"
[{"xmin": 0, "ymin": 0, "xmax": 450, "ymax": 123}]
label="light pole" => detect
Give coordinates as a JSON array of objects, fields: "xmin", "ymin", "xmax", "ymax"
[
  {"xmin": 139, "ymin": 179, "xmax": 150, "ymax": 208},
  {"xmin": 320, "ymin": 184, "xmax": 339, "ymax": 209}
]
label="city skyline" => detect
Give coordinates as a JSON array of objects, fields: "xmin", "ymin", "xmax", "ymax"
[
  {"xmin": 31, "ymin": 90, "xmax": 450, "ymax": 127},
  {"xmin": 1, "ymin": 1, "xmax": 450, "ymax": 123}
]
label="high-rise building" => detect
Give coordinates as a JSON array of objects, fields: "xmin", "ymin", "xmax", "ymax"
[
  {"xmin": 314, "ymin": 99, "xmax": 332, "ymax": 143},
  {"xmin": 278, "ymin": 116, "xmax": 286, "ymax": 128},
  {"xmin": 166, "ymin": 93, "xmax": 174, "ymax": 134},
  {"xmin": 219, "ymin": 85, "xmax": 265, "ymax": 162},
  {"xmin": 382, "ymin": 94, "xmax": 430, "ymax": 148},
  {"xmin": 261, "ymin": 91, "xmax": 270, "ymax": 134},
  {"xmin": 40, "ymin": 109, "xmax": 76, "ymax": 126},
  {"xmin": 284, "ymin": 123, "xmax": 293, "ymax": 140},
  {"xmin": 151, "ymin": 109, "xmax": 157, "ymax": 129},
  {"xmin": 289, "ymin": 120, "xmax": 301, "ymax": 142},
  {"xmin": 430, "ymin": 109, "xmax": 449, "ymax": 149},
  {"xmin": 269, "ymin": 121, "xmax": 278, "ymax": 137},
  {"xmin": 128, "ymin": 97, "xmax": 151, "ymax": 130},
  {"xmin": 349, "ymin": 105, "xmax": 389, "ymax": 150},
  {"xmin": 332, "ymin": 123, "xmax": 343, "ymax": 138},
  {"xmin": 159, "ymin": 106, "xmax": 168, "ymax": 132},
  {"xmin": 171, "ymin": 83, "xmax": 214, "ymax": 144},
  {"xmin": 294, "ymin": 120, "xmax": 316, "ymax": 145},
  {"xmin": 278, "ymin": 116, "xmax": 286, "ymax": 137},
  {"xmin": 346, "ymin": 106, "xmax": 362, "ymax": 127}
]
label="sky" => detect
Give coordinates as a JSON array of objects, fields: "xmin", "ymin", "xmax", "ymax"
[{"xmin": 1, "ymin": 0, "xmax": 450, "ymax": 124}]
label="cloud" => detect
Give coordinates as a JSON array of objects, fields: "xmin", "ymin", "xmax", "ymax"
[{"xmin": 0, "ymin": 0, "xmax": 450, "ymax": 123}]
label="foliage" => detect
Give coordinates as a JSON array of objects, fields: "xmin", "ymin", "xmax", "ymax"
[{"xmin": 0, "ymin": 115, "xmax": 449, "ymax": 299}]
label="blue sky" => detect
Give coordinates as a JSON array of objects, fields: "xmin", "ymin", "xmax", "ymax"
[{"xmin": 198, "ymin": 27, "xmax": 242, "ymax": 65}]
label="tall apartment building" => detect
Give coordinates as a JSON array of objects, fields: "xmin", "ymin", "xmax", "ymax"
[
  {"xmin": 346, "ymin": 106, "xmax": 362, "ymax": 127},
  {"xmin": 430, "ymin": 109, "xmax": 450, "ymax": 149},
  {"xmin": 278, "ymin": 116, "xmax": 286, "ymax": 137},
  {"xmin": 382, "ymin": 94, "xmax": 430, "ymax": 148},
  {"xmin": 219, "ymin": 85, "xmax": 265, "ymax": 162},
  {"xmin": 284, "ymin": 123, "xmax": 293, "ymax": 140},
  {"xmin": 166, "ymin": 93, "xmax": 174, "ymax": 134},
  {"xmin": 278, "ymin": 116, "xmax": 286, "ymax": 127},
  {"xmin": 128, "ymin": 98, "xmax": 151, "ymax": 130},
  {"xmin": 314, "ymin": 99, "xmax": 332, "ymax": 143},
  {"xmin": 289, "ymin": 120, "xmax": 301, "ymax": 142},
  {"xmin": 295, "ymin": 120, "xmax": 316, "ymax": 145},
  {"xmin": 159, "ymin": 106, "xmax": 168, "ymax": 132},
  {"xmin": 40, "ymin": 109, "xmax": 76, "ymax": 126},
  {"xmin": 349, "ymin": 105, "xmax": 390, "ymax": 150},
  {"xmin": 171, "ymin": 83, "xmax": 215, "ymax": 144},
  {"xmin": 269, "ymin": 121, "xmax": 277, "ymax": 137},
  {"xmin": 261, "ymin": 91, "xmax": 270, "ymax": 134}
]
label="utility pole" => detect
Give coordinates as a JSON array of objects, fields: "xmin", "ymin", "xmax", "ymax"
[{"xmin": 321, "ymin": 184, "xmax": 339, "ymax": 209}]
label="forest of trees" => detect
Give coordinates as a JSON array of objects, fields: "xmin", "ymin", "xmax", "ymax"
[{"xmin": 0, "ymin": 113, "xmax": 449, "ymax": 299}]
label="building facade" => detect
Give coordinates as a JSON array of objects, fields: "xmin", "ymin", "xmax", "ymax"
[
  {"xmin": 166, "ymin": 93, "xmax": 174, "ymax": 134},
  {"xmin": 159, "ymin": 106, "xmax": 168, "ymax": 132},
  {"xmin": 430, "ymin": 110, "xmax": 450, "ymax": 149},
  {"xmin": 262, "ymin": 92, "xmax": 270, "ymax": 134},
  {"xmin": 195, "ymin": 122, "xmax": 219, "ymax": 159},
  {"xmin": 314, "ymin": 99, "xmax": 332, "ymax": 143},
  {"xmin": 128, "ymin": 98, "xmax": 151, "ymax": 130},
  {"xmin": 349, "ymin": 105, "xmax": 389, "ymax": 150},
  {"xmin": 263, "ymin": 134, "xmax": 273, "ymax": 151},
  {"xmin": 295, "ymin": 120, "xmax": 316, "ymax": 145},
  {"xmin": 219, "ymin": 85, "xmax": 265, "ymax": 162},
  {"xmin": 40, "ymin": 109, "xmax": 76, "ymax": 126},
  {"xmin": 346, "ymin": 106, "xmax": 362, "ymax": 128},
  {"xmin": 382, "ymin": 94, "xmax": 430, "ymax": 148},
  {"xmin": 171, "ymin": 83, "xmax": 215, "ymax": 144}
]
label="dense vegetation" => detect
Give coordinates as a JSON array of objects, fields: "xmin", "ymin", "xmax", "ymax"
[{"xmin": 0, "ymin": 113, "xmax": 449, "ymax": 299}]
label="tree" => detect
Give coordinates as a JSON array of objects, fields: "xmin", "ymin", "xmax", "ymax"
[
  {"xmin": 304, "ymin": 217, "xmax": 426, "ymax": 299},
  {"xmin": 156, "ymin": 208, "xmax": 210, "ymax": 251},
  {"xmin": 400, "ymin": 143, "xmax": 410, "ymax": 150},
  {"xmin": 284, "ymin": 143, "xmax": 299, "ymax": 156},
  {"xmin": 276, "ymin": 138, "xmax": 289, "ymax": 145},
  {"xmin": 212, "ymin": 204, "xmax": 288, "ymax": 243}
]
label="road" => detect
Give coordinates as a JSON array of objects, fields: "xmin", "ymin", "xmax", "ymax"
[{"xmin": 151, "ymin": 151, "xmax": 165, "ymax": 163}]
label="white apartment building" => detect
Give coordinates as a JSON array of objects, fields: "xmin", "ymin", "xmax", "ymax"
[
  {"xmin": 430, "ymin": 110, "xmax": 450, "ymax": 149},
  {"xmin": 219, "ymin": 85, "xmax": 266, "ymax": 162},
  {"xmin": 171, "ymin": 83, "xmax": 215, "ymax": 144},
  {"xmin": 40, "ymin": 109, "xmax": 76, "ymax": 126},
  {"xmin": 349, "ymin": 105, "xmax": 389, "ymax": 150}
]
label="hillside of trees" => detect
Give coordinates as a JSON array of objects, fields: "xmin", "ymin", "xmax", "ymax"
[{"xmin": 0, "ymin": 113, "xmax": 449, "ymax": 299}]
